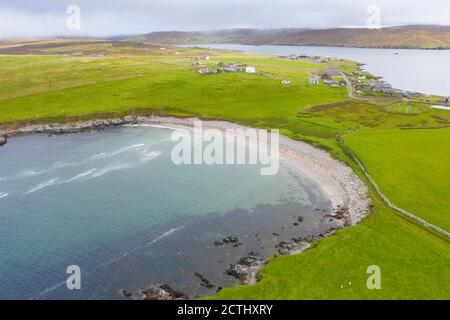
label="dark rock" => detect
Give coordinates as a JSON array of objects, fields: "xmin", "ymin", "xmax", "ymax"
[
  {"xmin": 226, "ymin": 256, "xmax": 262, "ymax": 282},
  {"xmin": 216, "ymin": 236, "xmax": 241, "ymax": 247},
  {"xmin": 194, "ymin": 272, "xmax": 215, "ymax": 289},
  {"xmin": 226, "ymin": 263, "xmax": 251, "ymax": 281},
  {"xmin": 119, "ymin": 289, "xmax": 132, "ymax": 298},
  {"xmin": 297, "ymin": 216, "xmax": 304, "ymax": 223},
  {"xmin": 223, "ymin": 236, "xmax": 239, "ymax": 244},
  {"xmin": 239, "ymin": 256, "xmax": 260, "ymax": 267},
  {"xmin": 141, "ymin": 283, "xmax": 188, "ymax": 300},
  {"xmin": 0, "ymin": 136, "xmax": 6, "ymax": 147}
]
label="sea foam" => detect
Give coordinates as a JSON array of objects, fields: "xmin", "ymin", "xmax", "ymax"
[{"xmin": 25, "ymin": 178, "xmax": 59, "ymax": 194}]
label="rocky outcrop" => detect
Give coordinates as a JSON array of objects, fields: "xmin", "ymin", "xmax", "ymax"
[
  {"xmin": 194, "ymin": 272, "xmax": 215, "ymax": 289},
  {"xmin": 140, "ymin": 283, "xmax": 189, "ymax": 300},
  {"xmin": 119, "ymin": 289, "xmax": 133, "ymax": 298},
  {"xmin": 0, "ymin": 136, "xmax": 6, "ymax": 147},
  {"xmin": 14, "ymin": 116, "xmax": 139, "ymax": 136},
  {"xmin": 226, "ymin": 255, "xmax": 263, "ymax": 284},
  {"xmin": 214, "ymin": 236, "xmax": 241, "ymax": 247}
]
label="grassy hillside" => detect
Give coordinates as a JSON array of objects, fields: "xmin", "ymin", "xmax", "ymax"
[
  {"xmin": 137, "ymin": 26, "xmax": 450, "ymax": 49},
  {"xmin": 0, "ymin": 40, "xmax": 449, "ymax": 299},
  {"xmin": 345, "ymin": 127, "xmax": 450, "ymax": 231},
  {"xmin": 0, "ymin": 50, "xmax": 350, "ymax": 124}
]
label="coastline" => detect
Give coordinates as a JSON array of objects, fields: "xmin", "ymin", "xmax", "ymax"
[
  {"xmin": 0, "ymin": 114, "xmax": 371, "ymax": 226},
  {"xmin": 0, "ymin": 114, "xmax": 371, "ymax": 296}
]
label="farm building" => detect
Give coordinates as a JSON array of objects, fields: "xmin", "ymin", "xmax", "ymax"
[
  {"xmin": 309, "ymin": 76, "xmax": 320, "ymax": 85},
  {"xmin": 245, "ymin": 66, "xmax": 256, "ymax": 74}
]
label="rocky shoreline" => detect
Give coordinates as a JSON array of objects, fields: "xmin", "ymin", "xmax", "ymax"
[
  {"xmin": 0, "ymin": 136, "xmax": 6, "ymax": 146},
  {"xmin": 0, "ymin": 115, "xmax": 143, "ymax": 144}
]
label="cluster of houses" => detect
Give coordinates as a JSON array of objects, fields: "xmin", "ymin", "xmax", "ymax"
[
  {"xmin": 91, "ymin": 53, "xmax": 106, "ymax": 58},
  {"xmin": 355, "ymin": 80, "xmax": 395, "ymax": 94},
  {"xmin": 439, "ymin": 97, "xmax": 449, "ymax": 104},
  {"xmin": 191, "ymin": 55, "xmax": 211, "ymax": 61},
  {"xmin": 287, "ymin": 54, "xmax": 343, "ymax": 63},
  {"xmin": 197, "ymin": 62, "xmax": 257, "ymax": 75},
  {"xmin": 307, "ymin": 67, "xmax": 344, "ymax": 87}
]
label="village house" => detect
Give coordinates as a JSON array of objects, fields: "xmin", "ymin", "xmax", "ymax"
[
  {"xmin": 309, "ymin": 75, "xmax": 320, "ymax": 85},
  {"xmin": 245, "ymin": 66, "xmax": 256, "ymax": 74},
  {"xmin": 223, "ymin": 65, "xmax": 239, "ymax": 72},
  {"xmin": 281, "ymin": 80, "xmax": 292, "ymax": 85},
  {"xmin": 319, "ymin": 67, "xmax": 340, "ymax": 77},
  {"xmin": 198, "ymin": 68, "xmax": 216, "ymax": 75},
  {"xmin": 440, "ymin": 97, "xmax": 449, "ymax": 104},
  {"xmin": 324, "ymin": 79, "xmax": 340, "ymax": 87}
]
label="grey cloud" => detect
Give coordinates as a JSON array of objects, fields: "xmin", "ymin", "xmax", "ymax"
[{"xmin": 0, "ymin": 0, "xmax": 449, "ymax": 39}]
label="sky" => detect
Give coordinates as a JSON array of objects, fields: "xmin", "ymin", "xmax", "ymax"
[{"xmin": 0, "ymin": 0, "xmax": 449, "ymax": 39}]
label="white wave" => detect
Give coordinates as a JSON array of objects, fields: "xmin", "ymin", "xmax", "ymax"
[
  {"xmin": 0, "ymin": 192, "xmax": 8, "ymax": 199},
  {"xmin": 65, "ymin": 169, "xmax": 97, "ymax": 183},
  {"xmin": 142, "ymin": 124, "xmax": 178, "ymax": 130},
  {"xmin": 33, "ymin": 225, "xmax": 184, "ymax": 299},
  {"xmin": 88, "ymin": 164, "xmax": 133, "ymax": 179},
  {"xmin": 98, "ymin": 226, "xmax": 184, "ymax": 269},
  {"xmin": 25, "ymin": 178, "xmax": 59, "ymax": 194},
  {"xmin": 17, "ymin": 169, "xmax": 43, "ymax": 178},
  {"xmin": 35, "ymin": 280, "xmax": 66, "ymax": 298},
  {"xmin": 147, "ymin": 226, "xmax": 183, "ymax": 245},
  {"xmin": 88, "ymin": 152, "xmax": 108, "ymax": 160},
  {"xmin": 141, "ymin": 151, "xmax": 162, "ymax": 163},
  {"xmin": 88, "ymin": 144, "xmax": 145, "ymax": 161},
  {"xmin": 51, "ymin": 161, "xmax": 76, "ymax": 169}
]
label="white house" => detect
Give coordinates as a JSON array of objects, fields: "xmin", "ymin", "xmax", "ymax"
[
  {"xmin": 281, "ymin": 80, "xmax": 291, "ymax": 85},
  {"xmin": 245, "ymin": 66, "xmax": 256, "ymax": 74},
  {"xmin": 309, "ymin": 75, "xmax": 320, "ymax": 85}
]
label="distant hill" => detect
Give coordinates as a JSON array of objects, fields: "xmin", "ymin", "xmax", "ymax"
[{"xmin": 134, "ymin": 26, "xmax": 450, "ymax": 49}]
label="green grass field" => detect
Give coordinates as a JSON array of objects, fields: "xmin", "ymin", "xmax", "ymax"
[
  {"xmin": 211, "ymin": 205, "xmax": 450, "ymax": 300},
  {"xmin": 0, "ymin": 40, "xmax": 449, "ymax": 300},
  {"xmin": 345, "ymin": 127, "xmax": 450, "ymax": 231}
]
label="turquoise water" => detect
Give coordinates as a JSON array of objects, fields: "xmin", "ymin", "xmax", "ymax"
[{"xmin": 0, "ymin": 126, "xmax": 334, "ymax": 299}]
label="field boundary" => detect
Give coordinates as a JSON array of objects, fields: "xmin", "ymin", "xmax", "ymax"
[{"xmin": 339, "ymin": 133, "xmax": 450, "ymax": 238}]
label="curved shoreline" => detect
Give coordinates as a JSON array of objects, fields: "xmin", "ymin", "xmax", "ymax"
[
  {"xmin": 141, "ymin": 116, "xmax": 371, "ymax": 226},
  {"xmin": 0, "ymin": 114, "xmax": 371, "ymax": 296},
  {"xmin": 1, "ymin": 114, "xmax": 371, "ymax": 225},
  {"xmin": 0, "ymin": 114, "xmax": 371, "ymax": 227}
]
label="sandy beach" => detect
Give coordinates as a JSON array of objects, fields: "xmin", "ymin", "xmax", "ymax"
[{"xmin": 140, "ymin": 116, "xmax": 371, "ymax": 227}]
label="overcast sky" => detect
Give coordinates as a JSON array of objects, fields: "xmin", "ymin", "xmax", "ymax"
[{"xmin": 0, "ymin": 0, "xmax": 449, "ymax": 39}]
